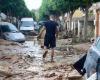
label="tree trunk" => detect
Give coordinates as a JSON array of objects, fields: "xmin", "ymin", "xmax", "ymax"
[
  {"xmin": 69, "ymin": 11, "xmax": 77, "ymax": 43},
  {"xmin": 61, "ymin": 13, "xmax": 65, "ymax": 31},
  {"xmin": 83, "ymin": 7, "xmax": 89, "ymax": 41},
  {"xmin": 59, "ymin": 13, "xmax": 65, "ymax": 38},
  {"xmin": 68, "ymin": 12, "xmax": 73, "ymax": 38},
  {"xmin": 69, "ymin": 12, "xmax": 72, "ymax": 32}
]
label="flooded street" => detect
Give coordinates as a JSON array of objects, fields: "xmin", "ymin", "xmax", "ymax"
[{"xmin": 0, "ymin": 38, "xmax": 91, "ymax": 80}]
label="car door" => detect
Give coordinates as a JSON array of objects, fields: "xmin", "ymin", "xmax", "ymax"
[{"xmin": 84, "ymin": 37, "xmax": 100, "ymax": 78}]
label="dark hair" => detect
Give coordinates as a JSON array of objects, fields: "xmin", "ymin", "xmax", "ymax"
[{"xmin": 44, "ymin": 15, "xmax": 49, "ymax": 20}]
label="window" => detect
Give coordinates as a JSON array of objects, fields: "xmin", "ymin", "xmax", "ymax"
[
  {"xmin": 1, "ymin": 24, "xmax": 18, "ymax": 32},
  {"xmin": 21, "ymin": 21, "xmax": 34, "ymax": 27},
  {"xmin": 1, "ymin": 25, "xmax": 11, "ymax": 32}
]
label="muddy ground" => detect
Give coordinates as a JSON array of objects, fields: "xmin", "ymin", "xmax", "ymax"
[{"xmin": 0, "ymin": 37, "xmax": 91, "ymax": 80}]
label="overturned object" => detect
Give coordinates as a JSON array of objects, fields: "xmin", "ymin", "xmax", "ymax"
[
  {"xmin": 73, "ymin": 54, "xmax": 87, "ymax": 75},
  {"xmin": 68, "ymin": 70, "xmax": 82, "ymax": 80}
]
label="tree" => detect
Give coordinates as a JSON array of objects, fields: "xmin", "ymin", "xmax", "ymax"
[
  {"xmin": 79, "ymin": 0, "xmax": 100, "ymax": 41},
  {"xmin": 31, "ymin": 10, "xmax": 36, "ymax": 20},
  {"xmin": 39, "ymin": 0, "xmax": 100, "ymax": 41},
  {"xmin": 0, "ymin": 0, "xmax": 34, "ymax": 19},
  {"xmin": 39, "ymin": 0, "xmax": 81, "ymax": 41},
  {"xmin": 39, "ymin": 0, "xmax": 81, "ymax": 21}
]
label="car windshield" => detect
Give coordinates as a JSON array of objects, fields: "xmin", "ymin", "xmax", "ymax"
[
  {"xmin": 1, "ymin": 23, "xmax": 18, "ymax": 32},
  {"xmin": 21, "ymin": 21, "xmax": 34, "ymax": 27}
]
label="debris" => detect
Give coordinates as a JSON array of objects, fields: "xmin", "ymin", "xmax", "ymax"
[
  {"xmin": 54, "ymin": 75, "xmax": 63, "ymax": 80},
  {"xmin": 26, "ymin": 67, "xmax": 39, "ymax": 75},
  {"xmin": 45, "ymin": 72, "xmax": 56, "ymax": 78},
  {"xmin": 0, "ymin": 64, "xmax": 12, "ymax": 77},
  {"xmin": 0, "ymin": 39, "xmax": 90, "ymax": 80},
  {"xmin": 0, "ymin": 70, "xmax": 12, "ymax": 77},
  {"xmin": 0, "ymin": 56, "xmax": 11, "ymax": 60},
  {"xmin": 11, "ymin": 55, "xmax": 19, "ymax": 64},
  {"xmin": 68, "ymin": 70, "xmax": 82, "ymax": 80}
]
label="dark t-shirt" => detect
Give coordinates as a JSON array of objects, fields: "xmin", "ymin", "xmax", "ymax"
[{"xmin": 43, "ymin": 20, "xmax": 58, "ymax": 36}]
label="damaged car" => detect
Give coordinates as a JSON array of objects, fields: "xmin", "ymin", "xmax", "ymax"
[
  {"xmin": 0, "ymin": 22, "xmax": 25, "ymax": 43},
  {"xmin": 73, "ymin": 37, "xmax": 100, "ymax": 80}
]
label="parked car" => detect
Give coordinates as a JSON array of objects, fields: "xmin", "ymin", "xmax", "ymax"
[
  {"xmin": 0, "ymin": 22, "xmax": 25, "ymax": 43},
  {"xmin": 38, "ymin": 21, "xmax": 45, "ymax": 25},
  {"xmin": 19, "ymin": 17, "xmax": 35, "ymax": 35}
]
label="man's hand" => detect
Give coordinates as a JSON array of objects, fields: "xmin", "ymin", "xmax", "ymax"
[{"xmin": 37, "ymin": 35, "xmax": 40, "ymax": 40}]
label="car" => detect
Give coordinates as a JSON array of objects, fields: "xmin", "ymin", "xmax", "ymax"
[
  {"xmin": 38, "ymin": 21, "xmax": 46, "ymax": 26},
  {"xmin": 19, "ymin": 17, "xmax": 35, "ymax": 35},
  {"xmin": 84, "ymin": 37, "xmax": 100, "ymax": 79},
  {"xmin": 0, "ymin": 22, "xmax": 25, "ymax": 43},
  {"xmin": 73, "ymin": 37, "xmax": 100, "ymax": 80}
]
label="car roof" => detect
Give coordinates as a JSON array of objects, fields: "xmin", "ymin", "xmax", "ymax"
[
  {"xmin": 0, "ymin": 22, "xmax": 12, "ymax": 25},
  {"xmin": 21, "ymin": 18, "xmax": 34, "ymax": 21},
  {"xmin": 0, "ymin": 22, "xmax": 11, "ymax": 25}
]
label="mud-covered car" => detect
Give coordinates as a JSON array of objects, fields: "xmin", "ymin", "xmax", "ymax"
[
  {"xmin": 0, "ymin": 22, "xmax": 25, "ymax": 43},
  {"xmin": 84, "ymin": 37, "xmax": 100, "ymax": 80},
  {"xmin": 73, "ymin": 37, "xmax": 100, "ymax": 80}
]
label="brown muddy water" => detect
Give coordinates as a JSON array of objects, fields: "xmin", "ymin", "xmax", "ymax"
[{"xmin": 0, "ymin": 38, "xmax": 89, "ymax": 80}]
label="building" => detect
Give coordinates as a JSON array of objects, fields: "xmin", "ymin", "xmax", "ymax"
[
  {"xmin": 65, "ymin": 9, "xmax": 95, "ymax": 39},
  {"xmin": 90, "ymin": 2, "xmax": 100, "ymax": 38}
]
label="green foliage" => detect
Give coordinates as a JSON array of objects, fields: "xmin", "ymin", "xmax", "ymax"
[
  {"xmin": 0, "ymin": 0, "xmax": 36, "ymax": 19},
  {"xmin": 31, "ymin": 11, "xmax": 36, "ymax": 20},
  {"xmin": 79, "ymin": 0, "xmax": 100, "ymax": 10},
  {"xmin": 39, "ymin": 0, "xmax": 100, "ymax": 20},
  {"xmin": 39, "ymin": 0, "xmax": 81, "ymax": 20}
]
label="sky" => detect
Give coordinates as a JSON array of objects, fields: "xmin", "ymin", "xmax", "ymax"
[{"xmin": 24, "ymin": 0, "xmax": 42, "ymax": 10}]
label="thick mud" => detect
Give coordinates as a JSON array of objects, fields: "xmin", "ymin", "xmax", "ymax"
[{"xmin": 0, "ymin": 38, "xmax": 91, "ymax": 80}]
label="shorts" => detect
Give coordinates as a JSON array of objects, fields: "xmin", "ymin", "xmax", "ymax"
[{"xmin": 44, "ymin": 35, "xmax": 56, "ymax": 49}]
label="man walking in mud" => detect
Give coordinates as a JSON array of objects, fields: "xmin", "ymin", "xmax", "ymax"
[{"xmin": 38, "ymin": 14, "xmax": 58, "ymax": 62}]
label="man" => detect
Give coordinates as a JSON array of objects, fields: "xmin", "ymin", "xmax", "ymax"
[{"xmin": 38, "ymin": 15, "xmax": 58, "ymax": 62}]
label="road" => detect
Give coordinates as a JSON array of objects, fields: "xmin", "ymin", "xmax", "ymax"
[{"xmin": 0, "ymin": 38, "xmax": 91, "ymax": 80}]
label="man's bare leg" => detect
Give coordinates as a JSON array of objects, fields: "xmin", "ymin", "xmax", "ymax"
[
  {"xmin": 51, "ymin": 48, "xmax": 54, "ymax": 62},
  {"xmin": 41, "ymin": 39, "xmax": 44, "ymax": 49},
  {"xmin": 43, "ymin": 47, "xmax": 48, "ymax": 59}
]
